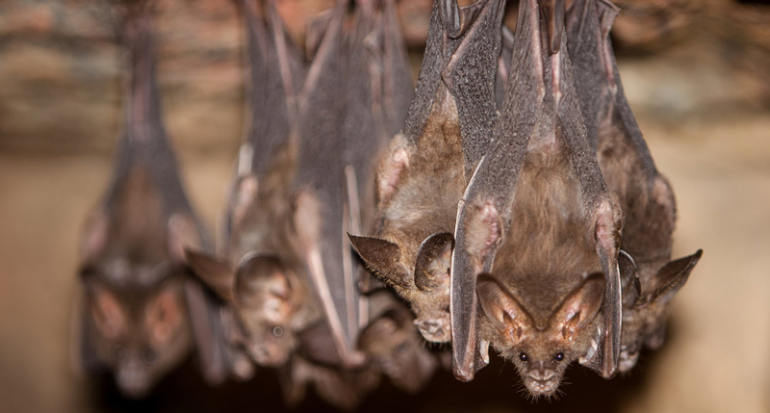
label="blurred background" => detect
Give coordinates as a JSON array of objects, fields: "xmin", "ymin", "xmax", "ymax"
[{"xmin": 1, "ymin": 0, "xmax": 769, "ymax": 412}]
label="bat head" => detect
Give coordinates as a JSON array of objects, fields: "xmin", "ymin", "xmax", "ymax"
[
  {"xmin": 350, "ymin": 232, "xmax": 454, "ymax": 343},
  {"xmin": 185, "ymin": 250, "xmax": 301, "ymax": 367},
  {"xmin": 83, "ymin": 274, "xmax": 191, "ymax": 398},
  {"xmin": 619, "ymin": 249, "xmax": 702, "ymax": 372},
  {"xmin": 477, "ymin": 273, "xmax": 605, "ymax": 397},
  {"xmin": 359, "ymin": 306, "xmax": 437, "ymax": 394}
]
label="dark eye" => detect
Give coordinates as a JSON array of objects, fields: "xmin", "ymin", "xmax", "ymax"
[
  {"xmin": 272, "ymin": 326, "xmax": 284, "ymax": 338},
  {"xmin": 395, "ymin": 342, "xmax": 408, "ymax": 354},
  {"xmin": 555, "ymin": 352, "xmax": 564, "ymax": 362},
  {"xmin": 143, "ymin": 347, "xmax": 158, "ymax": 364},
  {"xmin": 519, "ymin": 352, "xmax": 528, "ymax": 362},
  {"xmin": 112, "ymin": 345, "xmax": 127, "ymax": 362}
]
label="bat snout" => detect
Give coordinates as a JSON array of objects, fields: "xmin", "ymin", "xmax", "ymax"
[
  {"xmin": 414, "ymin": 317, "xmax": 451, "ymax": 343},
  {"xmin": 116, "ymin": 361, "xmax": 152, "ymax": 398}
]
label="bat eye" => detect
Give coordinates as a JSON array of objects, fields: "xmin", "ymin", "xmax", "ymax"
[
  {"xmin": 554, "ymin": 352, "xmax": 564, "ymax": 362},
  {"xmin": 143, "ymin": 347, "xmax": 158, "ymax": 364},
  {"xmin": 272, "ymin": 326, "xmax": 284, "ymax": 338},
  {"xmin": 395, "ymin": 342, "xmax": 408, "ymax": 354},
  {"xmin": 519, "ymin": 352, "xmax": 528, "ymax": 362},
  {"xmin": 112, "ymin": 345, "xmax": 127, "ymax": 362}
]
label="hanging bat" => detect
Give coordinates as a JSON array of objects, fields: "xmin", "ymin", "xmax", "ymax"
[
  {"xmin": 75, "ymin": 0, "xmax": 222, "ymax": 397},
  {"xmin": 349, "ymin": 0, "xmax": 506, "ymax": 344},
  {"xmin": 185, "ymin": 0, "xmax": 319, "ymax": 370},
  {"xmin": 453, "ymin": 0, "xmax": 625, "ymax": 391},
  {"xmin": 564, "ymin": 0, "xmax": 702, "ymax": 372},
  {"xmin": 358, "ymin": 291, "xmax": 439, "ymax": 394}
]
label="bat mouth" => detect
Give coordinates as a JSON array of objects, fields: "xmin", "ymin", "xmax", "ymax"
[
  {"xmin": 116, "ymin": 365, "xmax": 152, "ymax": 398},
  {"xmin": 524, "ymin": 377, "xmax": 559, "ymax": 396},
  {"xmin": 619, "ymin": 348, "xmax": 640, "ymax": 373},
  {"xmin": 414, "ymin": 317, "xmax": 451, "ymax": 343}
]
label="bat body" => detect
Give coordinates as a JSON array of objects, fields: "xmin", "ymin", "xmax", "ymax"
[
  {"xmin": 564, "ymin": 0, "xmax": 702, "ymax": 372},
  {"xmin": 454, "ymin": 0, "xmax": 625, "ymax": 390},
  {"xmin": 185, "ymin": 0, "xmax": 318, "ymax": 370},
  {"xmin": 76, "ymin": 0, "xmax": 217, "ymax": 397},
  {"xmin": 350, "ymin": 0, "xmax": 506, "ymax": 344}
]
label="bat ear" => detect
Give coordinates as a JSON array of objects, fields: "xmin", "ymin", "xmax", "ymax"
[
  {"xmin": 80, "ymin": 210, "xmax": 109, "ymax": 265},
  {"xmin": 185, "ymin": 249, "xmax": 236, "ymax": 303},
  {"xmin": 646, "ymin": 249, "xmax": 703, "ymax": 306},
  {"xmin": 376, "ymin": 136, "xmax": 410, "ymax": 204},
  {"xmin": 619, "ymin": 250, "xmax": 641, "ymax": 308},
  {"xmin": 477, "ymin": 274, "xmax": 532, "ymax": 342},
  {"xmin": 229, "ymin": 174, "xmax": 258, "ymax": 230},
  {"xmin": 168, "ymin": 213, "xmax": 203, "ymax": 264},
  {"xmin": 414, "ymin": 232, "xmax": 454, "ymax": 291},
  {"xmin": 146, "ymin": 281, "xmax": 185, "ymax": 348},
  {"xmin": 349, "ymin": 234, "xmax": 412, "ymax": 289},
  {"xmin": 87, "ymin": 281, "xmax": 127, "ymax": 340},
  {"xmin": 234, "ymin": 254, "xmax": 293, "ymax": 306},
  {"xmin": 552, "ymin": 274, "xmax": 605, "ymax": 341}
]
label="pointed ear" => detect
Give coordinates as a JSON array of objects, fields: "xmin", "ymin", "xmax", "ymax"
[
  {"xmin": 80, "ymin": 210, "xmax": 109, "ymax": 264},
  {"xmin": 477, "ymin": 274, "xmax": 532, "ymax": 342},
  {"xmin": 647, "ymin": 249, "xmax": 702, "ymax": 306},
  {"xmin": 146, "ymin": 282, "xmax": 185, "ymax": 347},
  {"xmin": 185, "ymin": 249, "xmax": 236, "ymax": 303},
  {"xmin": 414, "ymin": 232, "xmax": 454, "ymax": 291},
  {"xmin": 229, "ymin": 174, "xmax": 258, "ymax": 230},
  {"xmin": 88, "ymin": 282, "xmax": 126, "ymax": 340},
  {"xmin": 349, "ymin": 234, "xmax": 412, "ymax": 289},
  {"xmin": 552, "ymin": 274, "xmax": 605, "ymax": 341},
  {"xmin": 234, "ymin": 254, "xmax": 293, "ymax": 307},
  {"xmin": 168, "ymin": 213, "xmax": 203, "ymax": 264}
]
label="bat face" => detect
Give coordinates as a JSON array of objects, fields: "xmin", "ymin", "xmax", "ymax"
[
  {"xmin": 359, "ymin": 306, "xmax": 438, "ymax": 394},
  {"xmin": 83, "ymin": 276, "xmax": 191, "ymax": 398},
  {"xmin": 185, "ymin": 251, "xmax": 309, "ymax": 367},
  {"xmin": 618, "ymin": 249, "xmax": 702, "ymax": 372},
  {"xmin": 478, "ymin": 273, "xmax": 605, "ymax": 397},
  {"xmin": 351, "ymin": 92, "xmax": 465, "ymax": 344}
]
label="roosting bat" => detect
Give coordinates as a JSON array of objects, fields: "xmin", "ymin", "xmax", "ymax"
[
  {"xmin": 75, "ymin": 0, "xmax": 223, "ymax": 397},
  {"xmin": 564, "ymin": 0, "xmax": 702, "ymax": 372},
  {"xmin": 359, "ymin": 291, "xmax": 439, "ymax": 394},
  {"xmin": 185, "ymin": 0, "xmax": 319, "ymax": 369},
  {"xmin": 350, "ymin": 0, "xmax": 506, "ymax": 344},
  {"xmin": 453, "ymin": 0, "xmax": 625, "ymax": 392}
]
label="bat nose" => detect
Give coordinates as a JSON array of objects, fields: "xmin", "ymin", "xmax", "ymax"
[
  {"xmin": 116, "ymin": 360, "xmax": 151, "ymax": 398},
  {"xmin": 414, "ymin": 318, "xmax": 450, "ymax": 343}
]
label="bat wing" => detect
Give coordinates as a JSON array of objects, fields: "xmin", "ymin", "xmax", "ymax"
[
  {"xmin": 293, "ymin": 1, "xmax": 366, "ymax": 368},
  {"xmin": 381, "ymin": 0, "xmax": 415, "ymax": 136},
  {"xmin": 450, "ymin": 0, "xmax": 546, "ymax": 381},
  {"xmin": 441, "ymin": 0, "xmax": 506, "ymax": 175}
]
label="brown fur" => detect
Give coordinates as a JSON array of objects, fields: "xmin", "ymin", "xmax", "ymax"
[
  {"xmin": 476, "ymin": 141, "xmax": 606, "ymax": 396},
  {"xmin": 365, "ymin": 87, "xmax": 466, "ymax": 342}
]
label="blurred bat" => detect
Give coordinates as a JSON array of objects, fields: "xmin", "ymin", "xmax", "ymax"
[
  {"xmin": 75, "ymin": 0, "xmax": 221, "ymax": 397},
  {"xmin": 185, "ymin": 0, "xmax": 318, "ymax": 369},
  {"xmin": 564, "ymin": 0, "xmax": 702, "ymax": 372},
  {"xmin": 349, "ymin": 0, "xmax": 505, "ymax": 344},
  {"xmin": 359, "ymin": 291, "xmax": 439, "ymax": 394},
  {"xmin": 454, "ymin": 0, "xmax": 624, "ymax": 390}
]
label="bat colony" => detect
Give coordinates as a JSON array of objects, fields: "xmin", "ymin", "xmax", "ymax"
[{"xmin": 74, "ymin": 0, "xmax": 702, "ymax": 406}]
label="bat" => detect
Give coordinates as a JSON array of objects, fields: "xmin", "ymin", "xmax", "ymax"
[
  {"xmin": 349, "ymin": 0, "xmax": 506, "ymax": 344},
  {"xmin": 75, "ymin": 0, "xmax": 221, "ymax": 397},
  {"xmin": 453, "ymin": 0, "xmax": 625, "ymax": 390},
  {"xmin": 358, "ymin": 291, "xmax": 439, "ymax": 394},
  {"xmin": 185, "ymin": 0, "xmax": 319, "ymax": 370},
  {"xmin": 564, "ymin": 0, "xmax": 702, "ymax": 372}
]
